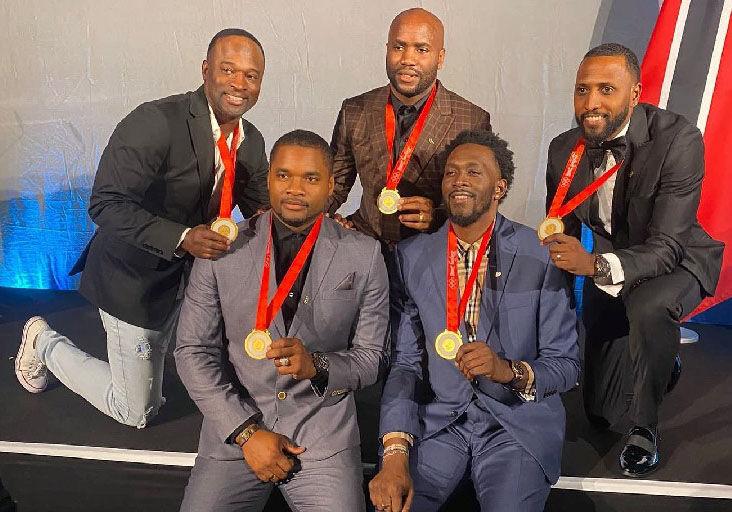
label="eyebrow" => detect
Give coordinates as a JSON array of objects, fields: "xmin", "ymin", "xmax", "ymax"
[{"xmin": 393, "ymin": 38, "xmax": 431, "ymax": 47}]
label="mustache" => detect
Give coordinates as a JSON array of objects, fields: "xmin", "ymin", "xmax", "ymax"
[
  {"xmin": 281, "ymin": 198, "xmax": 308, "ymax": 207},
  {"xmin": 448, "ymin": 189, "xmax": 476, "ymax": 198},
  {"xmin": 396, "ymin": 67, "xmax": 422, "ymax": 77}
]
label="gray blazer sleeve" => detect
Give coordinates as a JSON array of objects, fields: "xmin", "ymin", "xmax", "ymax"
[
  {"xmin": 320, "ymin": 239, "xmax": 389, "ymax": 406},
  {"xmin": 174, "ymin": 256, "xmax": 262, "ymax": 443}
]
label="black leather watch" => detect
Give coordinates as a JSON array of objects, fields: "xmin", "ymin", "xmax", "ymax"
[{"xmin": 593, "ymin": 254, "xmax": 613, "ymax": 285}]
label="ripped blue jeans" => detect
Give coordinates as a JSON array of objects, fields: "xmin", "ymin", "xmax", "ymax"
[{"xmin": 35, "ymin": 304, "xmax": 181, "ymax": 428}]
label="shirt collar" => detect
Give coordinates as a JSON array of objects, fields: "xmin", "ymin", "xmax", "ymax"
[
  {"xmin": 391, "ymin": 88, "xmax": 431, "ymax": 116},
  {"xmin": 207, "ymin": 102, "xmax": 245, "ymax": 146},
  {"xmin": 272, "ymin": 214, "xmax": 313, "ymax": 242},
  {"xmin": 607, "ymin": 118, "xmax": 630, "ymax": 141}
]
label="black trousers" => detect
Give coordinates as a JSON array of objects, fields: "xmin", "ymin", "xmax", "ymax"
[{"xmin": 581, "ymin": 266, "xmax": 704, "ymax": 427}]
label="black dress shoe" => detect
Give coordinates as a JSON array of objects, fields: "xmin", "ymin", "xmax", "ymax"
[
  {"xmin": 665, "ymin": 354, "xmax": 682, "ymax": 394},
  {"xmin": 620, "ymin": 426, "xmax": 659, "ymax": 477}
]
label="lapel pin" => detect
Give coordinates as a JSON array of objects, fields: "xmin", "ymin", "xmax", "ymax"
[
  {"xmin": 429, "ymin": 138, "xmax": 434, "ymax": 145},
  {"xmin": 495, "ymin": 271, "xmax": 502, "ymax": 277},
  {"xmin": 303, "ymin": 295, "xmax": 310, "ymax": 304}
]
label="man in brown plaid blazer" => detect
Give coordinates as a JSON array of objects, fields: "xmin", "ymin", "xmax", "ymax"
[{"xmin": 329, "ymin": 7, "xmax": 491, "ymax": 244}]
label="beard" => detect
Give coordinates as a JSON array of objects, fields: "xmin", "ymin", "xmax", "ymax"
[
  {"xmin": 446, "ymin": 191, "xmax": 492, "ymax": 227},
  {"xmin": 386, "ymin": 65, "xmax": 438, "ymax": 99},
  {"xmin": 576, "ymin": 104, "xmax": 629, "ymax": 145}
]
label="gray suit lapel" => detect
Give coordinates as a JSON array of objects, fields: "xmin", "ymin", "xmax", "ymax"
[
  {"xmin": 478, "ymin": 214, "xmax": 517, "ymax": 356},
  {"xmin": 244, "ymin": 211, "xmax": 285, "ymax": 339},
  {"xmin": 288, "ymin": 218, "xmax": 338, "ymax": 338},
  {"xmin": 188, "ymin": 86, "xmax": 215, "ymax": 223}
]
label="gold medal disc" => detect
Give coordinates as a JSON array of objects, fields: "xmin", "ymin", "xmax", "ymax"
[
  {"xmin": 537, "ymin": 217, "xmax": 565, "ymax": 241},
  {"xmin": 244, "ymin": 329, "xmax": 272, "ymax": 360},
  {"xmin": 377, "ymin": 188, "xmax": 401, "ymax": 215},
  {"xmin": 211, "ymin": 217, "xmax": 239, "ymax": 243},
  {"xmin": 435, "ymin": 329, "xmax": 463, "ymax": 360}
]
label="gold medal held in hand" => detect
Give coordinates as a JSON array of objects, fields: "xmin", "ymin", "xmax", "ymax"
[
  {"xmin": 211, "ymin": 217, "xmax": 239, "ymax": 243},
  {"xmin": 537, "ymin": 217, "xmax": 564, "ymax": 241},
  {"xmin": 244, "ymin": 329, "xmax": 272, "ymax": 360},
  {"xmin": 435, "ymin": 329, "xmax": 463, "ymax": 360},
  {"xmin": 377, "ymin": 188, "xmax": 401, "ymax": 215}
]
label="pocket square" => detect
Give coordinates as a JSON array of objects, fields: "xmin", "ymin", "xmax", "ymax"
[{"xmin": 335, "ymin": 273, "xmax": 355, "ymax": 291}]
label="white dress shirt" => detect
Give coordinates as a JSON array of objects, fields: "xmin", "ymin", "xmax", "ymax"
[{"xmin": 593, "ymin": 121, "xmax": 629, "ymax": 297}]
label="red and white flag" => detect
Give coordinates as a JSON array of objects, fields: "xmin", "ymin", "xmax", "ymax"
[{"xmin": 640, "ymin": 0, "xmax": 732, "ymax": 315}]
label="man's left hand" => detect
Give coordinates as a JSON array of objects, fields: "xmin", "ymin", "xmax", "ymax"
[
  {"xmin": 542, "ymin": 233, "xmax": 595, "ymax": 276},
  {"xmin": 455, "ymin": 342, "xmax": 514, "ymax": 384},
  {"xmin": 398, "ymin": 196, "xmax": 434, "ymax": 231},
  {"xmin": 266, "ymin": 338, "xmax": 317, "ymax": 380}
]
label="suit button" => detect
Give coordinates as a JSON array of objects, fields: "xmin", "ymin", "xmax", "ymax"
[{"xmin": 277, "ymin": 391, "xmax": 287, "ymax": 400}]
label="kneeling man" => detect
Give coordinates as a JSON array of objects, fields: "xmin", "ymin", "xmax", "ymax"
[
  {"xmin": 370, "ymin": 130, "xmax": 579, "ymax": 512},
  {"xmin": 175, "ymin": 130, "xmax": 389, "ymax": 512}
]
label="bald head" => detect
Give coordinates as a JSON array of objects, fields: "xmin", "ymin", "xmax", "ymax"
[
  {"xmin": 386, "ymin": 8, "xmax": 446, "ymax": 104},
  {"xmin": 389, "ymin": 8, "xmax": 445, "ymax": 49}
]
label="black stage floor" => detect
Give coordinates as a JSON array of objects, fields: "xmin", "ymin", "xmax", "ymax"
[{"xmin": 1, "ymin": 288, "xmax": 731, "ymax": 511}]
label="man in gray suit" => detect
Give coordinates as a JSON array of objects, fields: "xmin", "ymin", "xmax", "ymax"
[{"xmin": 175, "ymin": 129, "xmax": 389, "ymax": 511}]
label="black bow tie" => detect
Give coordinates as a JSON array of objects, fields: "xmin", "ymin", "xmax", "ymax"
[{"xmin": 586, "ymin": 136, "xmax": 627, "ymax": 170}]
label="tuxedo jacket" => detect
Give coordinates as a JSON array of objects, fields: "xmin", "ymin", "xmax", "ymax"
[
  {"xmin": 174, "ymin": 211, "xmax": 390, "ymax": 461},
  {"xmin": 72, "ymin": 86, "xmax": 269, "ymax": 329},
  {"xmin": 379, "ymin": 214, "xmax": 580, "ymax": 483},
  {"xmin": 546, "ymin": 103, "xmax": 723, "ymax": 297},
  {"xmin": 329, "ymin": 81, "xmax": 491, "ymax": 242}
]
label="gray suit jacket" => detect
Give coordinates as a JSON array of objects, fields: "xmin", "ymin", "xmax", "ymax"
[{"xmin": 175, "ymin": 211, "xmax": 389, "ymax": 461}]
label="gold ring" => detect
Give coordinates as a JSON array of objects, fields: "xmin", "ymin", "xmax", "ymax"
[
  {"xmin": 556, "ymin": 253, "xmax": 562, "ymax": 260},
  {"xmin": 419, "ymin": 212, "xmax": 424, "ymax": 223}
]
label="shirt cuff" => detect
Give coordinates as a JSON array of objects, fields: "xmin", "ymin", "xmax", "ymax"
[
  {"xmin": 594, "ymin": 252, "xmax": 624, "ymax": 297},
  {"xmin": 174, "ymin": 228, "xmax": 191, "ymax": 258},
  {"xmin": 382, "ymin": 432, "xmax": 414, "ymax": 446}
]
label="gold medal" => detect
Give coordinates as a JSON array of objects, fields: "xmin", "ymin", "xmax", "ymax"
[
  {"xmin": 537, "ymin": 217, "xmax": 564, "ymax": 241},
  {"xmin": 435, "ymin": 329, "xmax": 463, "ymax": 360},
  {"xmin": 244, "ymin": 329, "xmax": 272, "ymax": 360},
  {"xmin": 377, "ymin": 188, "xmax": 401, "ymax": 215},
  {"xmin": 211, "ymin": 217, "xmax": 239, "ymax": 242}
]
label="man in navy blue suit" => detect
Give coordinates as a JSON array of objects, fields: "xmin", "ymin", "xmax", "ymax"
[{"xmin": 369, "ymin": 130, "xmax": 580, "ymax": 512}]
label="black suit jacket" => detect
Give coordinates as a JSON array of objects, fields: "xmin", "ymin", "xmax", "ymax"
[
  {"xmin": 72, "ymin": 86, "xmax": 269, "ymax": 329},
  {"xmin": 546, "ymin": 103, "xmax": 723, "ymax": 297}
]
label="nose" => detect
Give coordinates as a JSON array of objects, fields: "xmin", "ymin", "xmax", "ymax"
[
  {"xmin": 451, "ymin": 170, "xmax": 470, "ymax": 187},
  {"xmin": 400, "ymin": 47, "xmax": 417, "ymax": 66},
  {"xmin": 583, "ymin": 89, "xmax": 602, "ymax": 112},
  {"xmin": 286, "ymin": 177, "xmax": 306, "ymax": 196},
  {"xmin": 230, "ymin": 71, "xmax": 247, "ymax": 91}
]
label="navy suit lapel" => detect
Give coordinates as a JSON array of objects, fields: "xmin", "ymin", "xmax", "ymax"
[
  {"xmin": 188, "ymin": 87, "xmax": 215, "ymax": 224},
  {"xmin": 288, "ymin": 219, "xmax": 338, "ymax": 338},
  {"xmin": 478, "ymin": 214, "xmax": 517, "ymax": 356}
]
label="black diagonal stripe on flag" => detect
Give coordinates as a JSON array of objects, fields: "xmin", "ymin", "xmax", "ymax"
[{"xmin": 667, "ymin": 0, "xmax": 726, "ymax": 122}]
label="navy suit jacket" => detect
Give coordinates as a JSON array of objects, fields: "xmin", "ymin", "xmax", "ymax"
[{"xmin": 379, "ymin": 213, "xmax": 580, "ymax": 483}]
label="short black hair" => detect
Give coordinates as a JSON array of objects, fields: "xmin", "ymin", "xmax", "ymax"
[
  {"xmin": 444, "ymin": 130, "xmax": 515, "ymax": 199},
  {"xmin": 584, "ymin": 43, "xmax": 640, "ymax": 81},
  {"xmin": 270, "ymin": 130, "xmax": 334, "ymax": 172},
  {"xmin": 207, "ymin": 28, "xmax": 265, "ymax": 61}
]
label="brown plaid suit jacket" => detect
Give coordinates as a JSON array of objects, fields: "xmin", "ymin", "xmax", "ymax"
[{"xmin": 329, "ymin": 81, "xmax": 491, "ymax": 243}]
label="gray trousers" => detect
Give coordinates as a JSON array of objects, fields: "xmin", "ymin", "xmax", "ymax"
[{"xmin": 180, "ymin": 446, "xmax": 366, "ymax": 512}]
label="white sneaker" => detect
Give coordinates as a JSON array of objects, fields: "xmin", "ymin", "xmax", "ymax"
[{"xmin": 16, "ymin": 316, "xmax": 50, "ymax": 393}]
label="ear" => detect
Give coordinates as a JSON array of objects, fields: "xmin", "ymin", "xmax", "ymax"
[
  {"xmin": 201, "ymin": 60, "xmax": 209, "ymax": 82},
  {"xmin": 631, "ymin": 82, "xmax": 642, "ymax": 107},
  {"xmin": 437, "ymin": 48, "xmax": 446, "ymax": 70},
  {"xmin": 494, "ymin": 178, "xmax": 508, "ymax": 201}
]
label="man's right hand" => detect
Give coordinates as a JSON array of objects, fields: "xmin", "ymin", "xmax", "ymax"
[
  {"xmin": 241, "ymin": 429, "xmax": 306, "ymax": 483},
  {"xmin": 181, "ymin": 224, "xmax": 230, "ymax": 259},
  {"xmin": 369, "ymin": 452, "xmax": 414, "ymax": 512}
]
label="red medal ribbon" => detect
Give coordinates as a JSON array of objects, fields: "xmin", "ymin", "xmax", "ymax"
[
  {"xmin": 384, "ymin": 84, "xmax": 438, "ymax": 191},
  {"xmin": 445, "ymin": 221, "xmax": 494, "ymax": 332},
  {"xmin": 547, "ymin": 137, "xmax": 625, "ymax": 219},
  {"xmin": 254, "ymin": 214, "xmax": 324, "ymax": 331},
  {"xmin": 216, "ymin": 124, "xmax": 240, "ymax": 219}
]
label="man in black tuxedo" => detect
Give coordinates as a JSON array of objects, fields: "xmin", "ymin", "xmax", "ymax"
[
  {"xmin": 15, "ymin": 28, "xmax": 269, "ymax": 428},
  {"xmin": 544, "ymin": 43, "xmax": 723, "ymax": 477}
]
